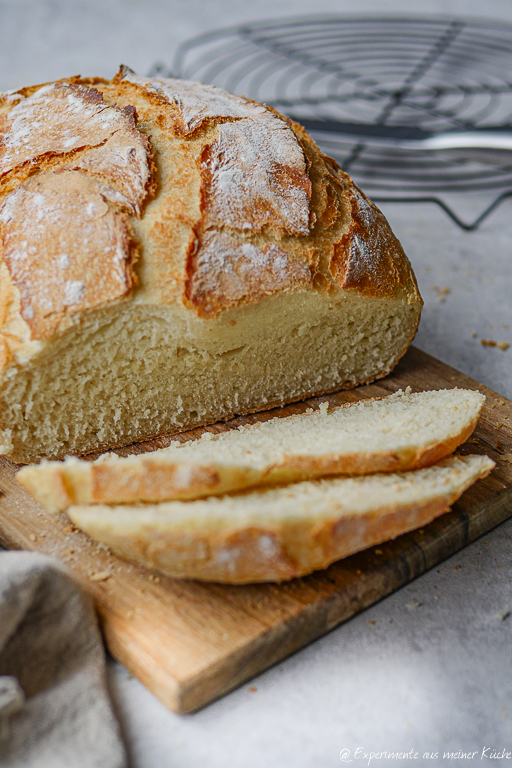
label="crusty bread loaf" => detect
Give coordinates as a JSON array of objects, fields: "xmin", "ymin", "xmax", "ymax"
[
  {"xmin": 67, "ymin": 455, "xmax": 494, "ymax": 583},
  {"xmin": 0, "ymin": 68, "xmax": 422, "ymax": 463},
  {"xmin": 17, "ymin": 388, "xmax": 484, "ymax": 512}
]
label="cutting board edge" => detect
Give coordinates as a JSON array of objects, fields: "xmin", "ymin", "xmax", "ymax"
[{"xmin": 106, "ymin": 489, "xmax": 512, "ymax": 714}]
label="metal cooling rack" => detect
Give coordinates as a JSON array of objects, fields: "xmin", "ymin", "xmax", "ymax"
[{"xmin": 150, "ymin": 15, "xmax": 512, "ymax": 230}]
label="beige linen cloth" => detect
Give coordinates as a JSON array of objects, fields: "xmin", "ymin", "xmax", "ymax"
[{"xmin": 0, "ymin": 551, "xmax": 127, "ymax": 768}]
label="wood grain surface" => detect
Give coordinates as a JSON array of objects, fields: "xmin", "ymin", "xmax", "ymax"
[{"xmin": 0, "ymin": 346, "xmax": 511, "ymax": 714}]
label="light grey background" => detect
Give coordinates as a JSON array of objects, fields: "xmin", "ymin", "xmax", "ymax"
[{"xmin": 1, "ymin": 1, "xmax": 512, "ymax": 765}]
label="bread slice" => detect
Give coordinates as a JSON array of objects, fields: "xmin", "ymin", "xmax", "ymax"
[
  {"xmin": 17, "ymin": 388, "xmax": 484, "ymax": 513},
  {"xmin": 67, "ymin": 454, "xmax": 494, "ymax": 583}
]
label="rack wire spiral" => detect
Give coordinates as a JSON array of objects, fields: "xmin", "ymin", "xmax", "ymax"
[{"xmin": 150, "ymin": 15, "xmax": 512, "ymax": 230}]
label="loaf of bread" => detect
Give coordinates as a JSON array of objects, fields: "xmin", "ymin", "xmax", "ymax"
[
  {"xmin": 67, "ymin": 455, "xmax": 494, "ymax": 583},
  {"xmin": 17, "ymin": 388, "xmax": 484, "ymax": 511},
  {"xmin": 0, "ymin": 68, "xmax": 422, "ymax": 463}
]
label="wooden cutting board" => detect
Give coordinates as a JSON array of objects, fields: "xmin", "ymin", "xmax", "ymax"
[{"xmin": 0, "ymin": 346, "xmax": 511, "ymax": 714}]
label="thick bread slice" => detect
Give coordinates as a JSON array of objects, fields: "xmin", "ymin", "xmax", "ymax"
[
  {"xmin": 17, "ymin": 388, "xmax": 485, "ymax": 512},
  {"xmin": 68, "ymin": 454, "xmax": 494, "ymax": 583}
]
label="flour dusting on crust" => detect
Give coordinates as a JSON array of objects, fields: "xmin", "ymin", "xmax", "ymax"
[
  {"xmin": 0, "ymin": 170, "xmax": 137, "ymax": 339},
  {"xmin": 61, "ymin": 111, "xmax": 153, "ymax": 216},
  {"xmin": 1, "ymin": 83, "xmax": 118, "ymax": 175},
  {"xmin": 119, "ymin": 68, "xmax": 269, "ymax": 134},
  {"xmin": 119, "ymin": 68, "xmax": 311, "ymax": 235},
  {"xmin": 0, "ymin": 82, "xmax": 154, "ymax": 214},
  {"xmin": 186, "ymin": 231, "xmax": 312, "ymax": 316},
  {"xmin": 202, "ymin": 119, "xmax": 311, "ymax": 234},
  {"xmin": 330, "ymin": 186, "xmax": 409, "ymax": 299}
]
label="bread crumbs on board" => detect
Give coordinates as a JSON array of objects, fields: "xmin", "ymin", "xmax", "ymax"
[{"xmin": 89, "ymin": 571, "xmax": 111, "ymax": 582}]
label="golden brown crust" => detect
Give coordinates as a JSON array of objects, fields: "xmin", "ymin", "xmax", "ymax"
[
  {"xmin": 66, "ymin": 456, "xmax": 494, "ymax": 583},
  {"xmin": 0, "ymin": 76, "xmax": 157, "ymax": 344},
  {"xmin": 185, "ymin": 231, "xmax": 313, "ymax": 316},
  {"xmin": 0, "ymin": 170, "xmax": 138, "ymax": 339},
  {"xmin": 0, "ymin": 82, "xmax": 154, "ymax": 200},
  {"xmin": 278, "ymin": 420, "xmax": 479, "ymax": 477},
  {"xmin": 0, "ymin": 71, "xmax": 421, "ymax": 340},
  {"xmin": 411, "ymin": 420, "xmax": 479, "ymax": 469},
  {"xmin": 59, "ymin": 104, "xmax": 157, "ymax": 216},
  {"xmin": 0, "ymin": 75, "xmax": 110, "ymax": 104},
  {"xmin": 200, "ymin": 119, "xmax": 311, "ymax": 235},
  {"xmin": 92, "ymin": 460, "xmax": 221, "ymax": 503},
  {"xmin": 332, "ymin": 185, "xmax": 417, "ymax": 299},
  {"xmin": 288, "ymin": 121, "xmax": 421, "ymax": 306}
]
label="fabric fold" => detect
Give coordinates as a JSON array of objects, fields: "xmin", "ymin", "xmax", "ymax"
[{"xmin": 0, "ymin": 551, "xmax": 127, "ymax": 768}]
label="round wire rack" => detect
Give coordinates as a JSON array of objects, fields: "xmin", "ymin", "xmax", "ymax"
[{"xmin": 151, "ymin": 15, "xmax": 512, "ymax": 230}]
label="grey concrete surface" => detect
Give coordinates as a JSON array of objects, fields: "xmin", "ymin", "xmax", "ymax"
[
  {"xmin": 1, "ymin": 0, "xmax": 512, "ymax": 765},
  {"xmin": 109, "ymin": 528, "xmax": 512, "ymax": 767}
]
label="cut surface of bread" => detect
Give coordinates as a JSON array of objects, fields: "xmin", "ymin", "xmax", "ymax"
[
  {"xmin": 67, "ymin": 454, "xmax": 494, "ymax": 583},
  {"xmin": 0, "ymin": 70, "xmax": 422, "ymax": 463},
  {"xmin": 17, "ymin": 388, "xmax": 485, "ymax": 512},
  {"xmin": 0, "ymin": 292, "xmax": 420, "ymax": 464}
]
